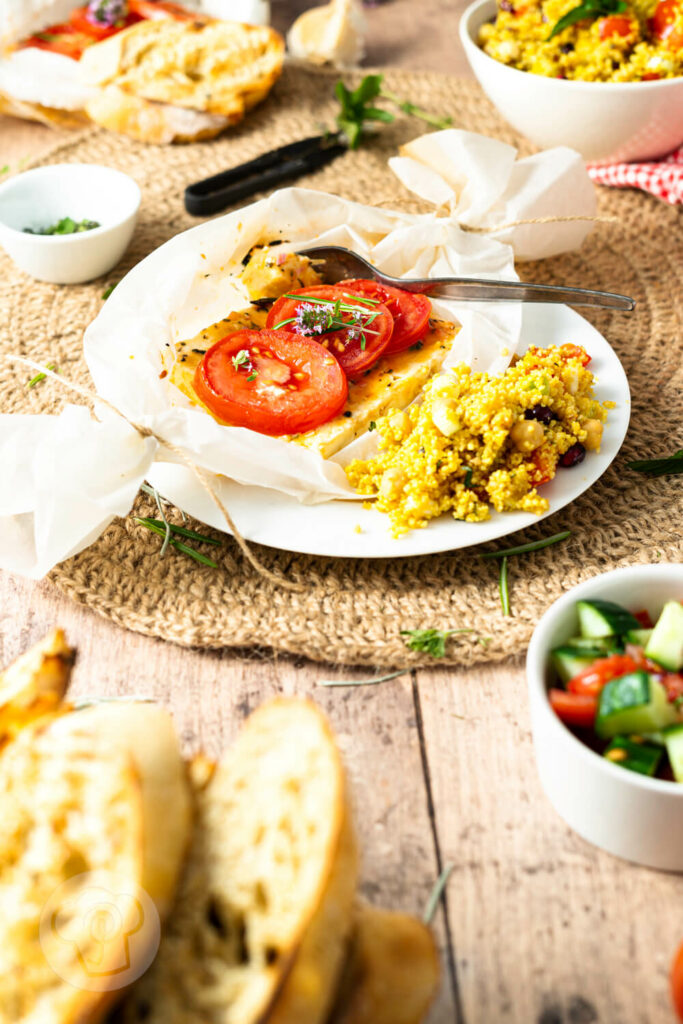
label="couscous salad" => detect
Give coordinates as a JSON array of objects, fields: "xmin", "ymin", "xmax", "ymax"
[
  {"xmin": 479, "ymin": 0, "xmax": 683, "ymax": 82},
  {"xmin": 346, "ymin": 344, "xmax": 613, "ymax": 536}
]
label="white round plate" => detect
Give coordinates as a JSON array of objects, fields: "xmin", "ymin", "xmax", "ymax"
[{"xmin": 147, "ymin": 303, "xmax": 630, "ymax": 559}]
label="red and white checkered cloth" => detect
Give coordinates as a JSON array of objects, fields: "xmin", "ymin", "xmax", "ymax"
[{"xmin": 587, "ymin": 145, "xmax": 683, "ymax": 204}]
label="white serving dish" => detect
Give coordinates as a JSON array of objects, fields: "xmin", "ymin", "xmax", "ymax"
[
  {"xmin": 527, "ymin": 563, "xmax": 683, "ymax": 871},
  {"xmin": 0, "ymin": 163, "xmax": 140, "ymax": 284},
  {"xmin": 460, "ymin": 0, "xmax": 683, "ymax": 163}
]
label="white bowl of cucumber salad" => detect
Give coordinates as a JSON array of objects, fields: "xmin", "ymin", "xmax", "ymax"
[{"xmin": 527, "ymin": 564, "xmax": 683, "ymax": 871}]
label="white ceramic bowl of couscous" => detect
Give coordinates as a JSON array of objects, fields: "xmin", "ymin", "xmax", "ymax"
[{"xmin": 460, "ymin": 0, "xmax": 683, "ymax": 162}]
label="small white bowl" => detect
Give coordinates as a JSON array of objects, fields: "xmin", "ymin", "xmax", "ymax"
[
  {"xmin": 460, "ymin": 0, "xmax": 683, "ymax": 163},
  {"xmin": 527, "ymin": 563, "xmax": 683, "ymax": 871},
  {"xmin": 0, "ymin": 163, "xmax": 141, "ymax": 285}
]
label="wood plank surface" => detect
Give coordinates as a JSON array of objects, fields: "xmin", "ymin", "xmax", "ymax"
[{"xmin": 1, "ymin": 4, "xmax": 681, "ymax": 1024}]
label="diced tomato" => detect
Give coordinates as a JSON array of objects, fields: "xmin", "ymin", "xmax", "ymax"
[
  {"xmin": 663, "ymin": 673, "xmax": 683, "ymax": 703},
  {"xmin": 599, "ymin": 14, "xmax": 634, "ymax": 38},
  {"xmin": 69, "ymin": 6, "xmax": 142, "ymax": 39},
  {"xmin": 193, "ymin": 329, "xmax": 348, "ymax": 436},
  {"xmin": 266, "ymin": 285, "xmax": 394, "ymax": 379},
  {"xmin": 641, "ymin": 72, "xmax": 662, "ymax": 79},
  {"xmin": 558, "ymin": 343, "xmax": 591, "ymax": 367},
  {"xmin": 550, "ymin": 689, "xmax": 598, "ymax": 729},
  {"xmin": 339, "ymin": 279, "xmax": 432, "ymax": 355},
  {"xmin": 671, "ymin": 941, "xmax": 683, "ymax": 1022},
  {"xmin": 529, "ymin": 444, "xmax": 557, "ymax": 486},
  {"xmin": 567, "ymin": 654, "xmax": 640, "ymax": 696},
  {"xmin": 652, "ymin": 0, "xmax": 683, "ymax": 47},
  {"xmin": 634, "ymin": 609, "xmax": 654, "ymax": 628}
]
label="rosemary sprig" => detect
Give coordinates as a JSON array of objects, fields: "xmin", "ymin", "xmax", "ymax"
[
  {"xmin": 480, "ymin": 530, "xmax": 571, "ymax": 559},
  {"xmin": 140, "ymin": 481, "xmax": 186, "ymax": 522},
  {"xmin": 138, "ymin": 517, "xmax": 222, "ymax": 547},
  {"xmin": 400, "ymin": 628, "xmax": 473, "ymax": 658},
  {"xmin": 27, "ymin": 362, "xmax": 57, "ymax": 388},
  {"xmin": 134, "ymin": 518, "xmax": 219, "ymax": 568},
  {"xmin": 628, "ymin": 450, "xmax": 683, "ymax": 477},
  {"xmin": 320, "ymin": 669, "xmax": 410, "ymax": 687},
  {"xmin": 423, "ymin": 863, "xmax": 455, "ymax": 925},
  {"xmin": 379, "ymin": 89, "xmax": 453, "ymax": 130},
  {"xmin": 73, "ymin": 695, "xmax": 156, "ymax": 710},
  {"xmin": 499, "ymin": 556, "xmax": 510, "ymax": 617},
  {"xmin": 102, "ymin": 283, "xmax": 118, "ymax": 300}
]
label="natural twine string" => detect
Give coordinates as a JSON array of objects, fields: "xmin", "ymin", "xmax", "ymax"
[
  {"xmin": 373, "ymin": 199, "xmax": 619, "ymax": 231},
  {"xmin": 5, "ymin": 354, "xmax": 304, "ymax": 593}
]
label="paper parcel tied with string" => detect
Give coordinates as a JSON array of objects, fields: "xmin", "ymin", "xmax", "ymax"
[{"xmin": 0, "ymin": 130, "xmax": 596, "ymax": 580}]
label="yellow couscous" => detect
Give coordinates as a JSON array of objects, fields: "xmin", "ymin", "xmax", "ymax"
[
  {"xmin": 345, "ymin": 344, "xmax": 613, "ymax": 536},
  {"xmin": 479, "ymin": 0, "xmax": 683, "ymax": 82}
]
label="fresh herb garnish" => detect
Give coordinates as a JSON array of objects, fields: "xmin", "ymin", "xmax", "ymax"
[
  {"xmin": 368, "ymin": 420, "xmax": 377, "ymax": 431},
  {"xmin": 138, "ymin": 517, "xmax": 222, "ymax": 547},
  {"xmin": 27, "ymin": 362, "xmax": 57, "ymax": 388},
  {"xmin": 24, "ymin": 216, "xmax": 100, "ymax": 236},
  {"xmin": 480, "ymin": 530, "xmax": 571, "ymax": 559},
  {"xmin": 423, "ymin": 863, "xmax": 455, "ymax": 925},
  {"xmin": 499, "ymin": 556, "xmax": 510, "ymax": 617},
  {"xmin": 134, "ymin": 518, "xmax": 220, "ymax": 568},
  {"xmin": 246, "ymin": 372, "xmax": 258, "ymax": 382},
  {"xmin": 275, "ymin": 294, "xmax": 382, "ymax": 351},
  {"xmin": 548, "ymin": 0, "xmax": 627, "ymax": 38},
  {"xmin": 334, "ymin": 74, "xmax": 452, "ymax": 150},
  {"xmin": 320, "ymin": 668, "xmax": 410, "ymax": 687},
  {"xmin": 102, "ymin": 282, "xmax": 118, "ymax": 300},
  {"xmin": 463, "ymin": 466, "xmax": 473, "ymax": 488},
  {"xmin": 400, "ymin": 627, "xmax": 473, "ymax": 658},
  {"xmin": 628, "ymin": 450, "xmax": 683, "ymax": 477},
  {"xmin": 232, "ymin": 349, "xmax": 251, "ymax": 370}
]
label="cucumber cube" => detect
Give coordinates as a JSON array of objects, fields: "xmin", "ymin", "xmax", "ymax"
[
  {"xmin": 604, "ymin": 736, "xmax": 663, "ymax": 776},
  {"xmin": 577, "ymin": 599, "xmax": 641, "ymax": 639},
  {"xmin": 645, "ymin": 602, "xmax": 683, "ymax": 672},
  {"xmin": 664, "ymin": 724, "xmax": 683, "ymax": 783},
  {"xmin": 596, "ymin": 672, "xmax": 677, "ymax": 739}
]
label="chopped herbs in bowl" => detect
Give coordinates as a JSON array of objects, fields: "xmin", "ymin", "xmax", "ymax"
[{"xmin": 24, "ymin": 217, "xmax": 101, "ymax": 236}]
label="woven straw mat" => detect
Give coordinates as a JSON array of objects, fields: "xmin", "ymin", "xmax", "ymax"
[{"xmin": 1, "ymin": 66, "xmax": 681, "ymax": 667}]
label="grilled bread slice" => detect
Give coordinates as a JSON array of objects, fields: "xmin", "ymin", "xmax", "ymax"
[
  {"xmin": 118, "ymin": 698, "xmax": 358, "ymax": 1024},
  {"xmin": 330, "ymin": 905, "xmax": 440, "ymax": 1024},
  {"xmin": 84, "ymin": 87, "xmax": 232, "ymax": 145},
  {"xmin": 80, "ymin": 19, "xmax": 284, "ymax": 131},
  {"xmin": 0, "ymin": 629, "xmax": 74, "ymax": 746}
]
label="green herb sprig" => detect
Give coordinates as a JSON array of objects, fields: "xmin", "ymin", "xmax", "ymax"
[
  {"xmin": 548, "ymin": 0, "xmax": 627, "ymax": 39},
  {"xmin": 400, "ymin": 628, "xmax": 473, "ymax": 658},
  {"xmin": 27, "ymin": 362, "xmax": 58, "ymax": 388},
  {"xmin": 423, "ymin": 863, "xmax": 455, "ymax": 925},
  {"xmin": 102, "ymin": 282, "xmax": 118, "ymax": 300},
  {"xmin": 628, "ymin": 450, "xmax": 683, "ymax": 477},
  {"xmin": 320, "ymin": 669, "xmax": 410, "ymax": 687},
  {"xmin": 134, "ymin": 518, "xmax": 220, "ymax": 568},
  {"xmin": 24, "ymin": 216, "xmax": 100, "ymax": 236},
  {"xmin": 275, "ymin": 293, "xmax": 383, "ymax": 352},
  {"xmin": 335, "ymin": 74, "xmax": 452, "ymax": 150},
  {"xmin": 481, "ymin": 530, "xmax": 571, "ymax": 615}
]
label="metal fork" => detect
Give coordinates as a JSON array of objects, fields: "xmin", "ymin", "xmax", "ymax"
[{"xmin": 297, "ymin": 246, "xmax": 635, "ymax": 311}]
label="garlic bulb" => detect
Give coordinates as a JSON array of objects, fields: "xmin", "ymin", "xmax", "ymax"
[{"xmin": 287, "ymin": 0, "xmax": 366, "ymax": 69}]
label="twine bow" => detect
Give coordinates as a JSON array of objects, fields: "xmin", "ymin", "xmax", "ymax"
[{"xmin": 6, "ymin": 354, "xmax": 304, "ymax": 593}]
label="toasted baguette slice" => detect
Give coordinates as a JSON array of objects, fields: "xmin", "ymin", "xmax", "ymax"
[
  {"xmin": 118, "ymin": 698, "xmax": 358, "ymax": 1024},
  {"xmin": 0, "ymin": 628, "xmax": 74, "ymax": 744},
  {"xmin": 0, "ymin": 710, "xmax": 145, "ymax": 1024},
  {"xmin": 85, "ymin": 87, "xmax": 232, "ymax": 144},
  {"xmin": 0, "ymin": 89, "xmax": 89, "ymax": 129},
  {"xmin": 80, "ymin": 19, "xmax": 284, "ymax": 121},
  {"xmin": 330, "ymin": 905, "xmax": 440, "ymax": 1024}
]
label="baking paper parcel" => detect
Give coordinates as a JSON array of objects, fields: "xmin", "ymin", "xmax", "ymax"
[{"xmin": 0, "ymin": 130, "xmax": 597, "ymax": 578}]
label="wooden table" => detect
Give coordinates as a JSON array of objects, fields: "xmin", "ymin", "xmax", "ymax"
[{"xmin": 1, "ymin": 5, "xmax": 681, "ymax": 1023}]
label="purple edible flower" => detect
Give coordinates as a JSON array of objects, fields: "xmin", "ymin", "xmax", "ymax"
[{"xmin": 87, "ymin": 0, "xmax": 128, "ymax": 26}]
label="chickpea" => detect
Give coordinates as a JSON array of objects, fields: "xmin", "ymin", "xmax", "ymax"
[
  {"xmin": 510, "ymin": 418, "xmax": 545, "ymax": 453},
  {"xmin": 431, "ymin": 397, "xmax": 460, "ymax": 437},
  {"xmin": 583, "ymin": 418, "xmax": 603, "ymax": 452},
  {"xmin": 379, "ymin": 466, "xmax": 407, "ymax": 501},
  {"xmin": 388, "ymin": 411, "xmax": 412, "ymax": 438}
]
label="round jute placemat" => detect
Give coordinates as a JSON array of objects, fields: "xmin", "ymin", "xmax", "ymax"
[{"xmin": 1, "ymin": 66, "xmax": 681, "ymax": 667}]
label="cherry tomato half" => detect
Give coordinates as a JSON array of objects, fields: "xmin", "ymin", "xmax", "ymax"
[
  {"xmin": 652, "ymin": 0, "xmax": 683, "ymax": 47},
  {"xmin": 339, "ymin": 279, "xmax": 432, "ymax": 354},
  {"xmin": 558, "ymin": 343, "xmax": 591, "ymax": 367},
  {"xmin": 599, "ymin": 14, "xmax": 634, "ymax": 38},
  {"xmin": 266, "ymin": 285, "xmax": 394, "ymax": 379},
  {"xmin": 567, "ymin": 654, "xmax": 640, "ymax": 697},
  {"xmin": 69, "ymin": 6, "xmax": 141, "ymax": 39},
  {"xmin": 193, "ymin": 329, "xmax": 348, "ymax": 436},
  {"xmin": 549, "ymin": 689, "xmax": 598, "ymax": 729},
  {"xmin": 671, "ymin": 940, "xmax": 683, "ymax": 1022}
]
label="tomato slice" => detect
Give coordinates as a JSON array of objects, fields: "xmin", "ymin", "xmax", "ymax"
[
  {"xmin": 69, "ymin": 7, "xmax": 142, "ymax": 39},
  {"xmin": 128, "ymin": 0, "xmax": 202, "ymax": 20},
  {"xmin": 266, "ymin": 285, "xmax": 394, "ymax": 379},
  {"xmin": 549, "ymin": 689, "xmax": 598, "ymax": 729},
  {"xmin": 339, "ymin": 279, "xmax": 432, "ymax": 354},
  {"xmin": 193, "ymin": 329, "xmax": 348, "ymax": 436},
  {"xmin": 599, "ymin": 14, "xmax": 634, "ymax": 38},
  {"xmin": 19, "ymin": 24, "xmax": 92, "ymax": 59},
  {"xmin": 671, "ymin": 940, "xmax": 683, "ymax": 1022},
  {"xmin": 567, "ymin": 654, "xmax": 640, "ymax": 697}
]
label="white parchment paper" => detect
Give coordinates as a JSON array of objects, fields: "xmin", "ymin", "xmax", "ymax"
[{"xmin": 0, "ymin": 129, "xmax": 598, "ymax": 578}]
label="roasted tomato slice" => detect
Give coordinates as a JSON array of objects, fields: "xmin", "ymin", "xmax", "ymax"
[
  {"xmin": 128, "ymin": 0, "xmax": 204, "ymax": 20},
  {"xmin": 193, "ymin": 329, "xmax": 348, "ymax": 436},
  {"xmin": 339, "ymin": 279, "xmax": 432, "ymax": 354},
  {"xmin": 19, "ymin": 24, "xmax": 92, "ymax": 59},
  {"xmin": 69, "ymin": 7, "xmax": 142, "ymax": 39},
  {"xmin": 266, "ymin": 284, "xmax": 394, "ymax": 378}
]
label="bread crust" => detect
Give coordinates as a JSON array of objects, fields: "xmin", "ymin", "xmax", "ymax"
[
  {"xmin": 85, "ymin": 86, "xmax": 232, "ymax": 144},
  {"xmin": 0, "ymin": 628, "xmax": 75, "ymax": 746}
]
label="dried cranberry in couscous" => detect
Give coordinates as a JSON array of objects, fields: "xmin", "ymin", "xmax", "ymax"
[
  {"xmin": 345, "ymin": 344, "xmax": 614, "ymax": 537},
  {"xmin": 478, "ymin": 0, "xmax": 683, "ymax": 82}
]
